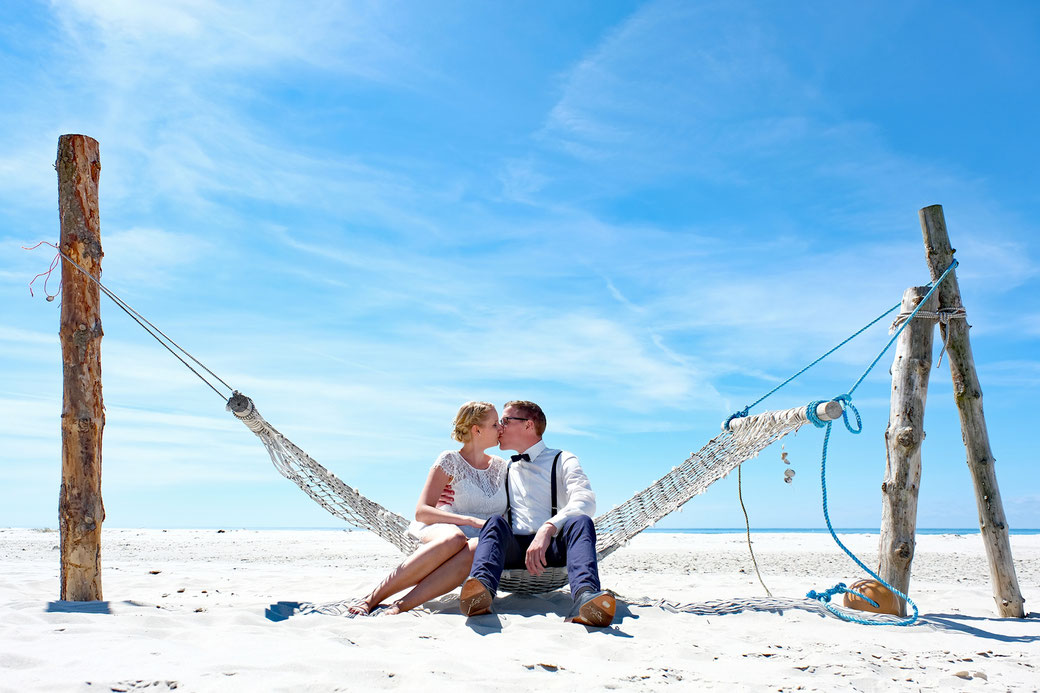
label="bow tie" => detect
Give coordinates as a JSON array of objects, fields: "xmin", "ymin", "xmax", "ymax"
[{"xmin": 510, "ymin": 454, "xmax": 530, "ymax": 463}]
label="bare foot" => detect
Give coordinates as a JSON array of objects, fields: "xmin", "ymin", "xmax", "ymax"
[
  {"xmin": 382, "ymin": 600, "xmax": 405, "ymax": 616},
  {"xmin": 347, "ymin": 598, "xmax": 376, "ymax": 616}
]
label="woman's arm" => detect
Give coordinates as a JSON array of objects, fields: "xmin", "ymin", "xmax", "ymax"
[{"xmin": 414, "ymin": 464, "xmax": 484, "ymax": 529}]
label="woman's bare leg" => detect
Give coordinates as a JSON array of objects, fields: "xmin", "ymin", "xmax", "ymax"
[
  {"xmin": 353, "ymin": 527, "xmax": 467, "ymax": 614},
  {"xmin": 387, "ymin": 538, "xmax": 478, "ymax": 614}
]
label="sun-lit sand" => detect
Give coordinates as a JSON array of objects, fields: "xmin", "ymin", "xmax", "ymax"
[{"xmin": 2, "ymin": 528, "xmax": 1037, "ymax": 691}]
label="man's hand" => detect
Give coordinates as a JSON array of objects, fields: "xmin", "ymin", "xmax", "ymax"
[
  {"xmin": 437, "ymin": 483, "xmax": 454, "ymax": 507},
  {"xmin": 525, "ymin": 522, "xmax": 557, "ymax": 576}
]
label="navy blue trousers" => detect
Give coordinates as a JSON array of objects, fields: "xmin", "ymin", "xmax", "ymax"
[{"xmin": 469, "ymin": 514, "xmax": 600, "ymax": 600}]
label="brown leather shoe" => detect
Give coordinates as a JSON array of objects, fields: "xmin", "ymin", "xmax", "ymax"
[
  {"xmin": 459, "ymin": 577, "xmax": 493, "ymax": 617},
  {"xmin": 566, "ymin": 590, "xmax": 616, "ymax": 627}
]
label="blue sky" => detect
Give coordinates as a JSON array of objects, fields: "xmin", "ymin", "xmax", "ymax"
[{"xmin": 2, "ymin": 0, "xmax": 1038, "ymax": 531}]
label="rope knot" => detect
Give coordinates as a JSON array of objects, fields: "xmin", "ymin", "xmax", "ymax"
[
  {"xmin": 722, "ymin": 407, "xmax": 749, "ymax": 432},
  {"xmin": 826, "ymin": 395, "xmax": 862, "ymax": 434},
  {"xmin": 806, "ymin": 400, "xmax": 828, "ymax": 428},
  {"xmin": 806, "ymin": 583, "xmax": 847, "ymax": 603}
]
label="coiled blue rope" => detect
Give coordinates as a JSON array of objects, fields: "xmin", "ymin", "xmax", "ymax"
[{"xmin": 805, "ymin": 403, "xmax": 919, "ymax": 626}]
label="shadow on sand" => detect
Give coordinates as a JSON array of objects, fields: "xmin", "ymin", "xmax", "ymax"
[
  {"xmin": 46, "ymin": 600, "xmax": 118, "ymax": 614},
  {"xmin": 622, "ymin": 595, "xmax": 1040, "ymax": 643}
]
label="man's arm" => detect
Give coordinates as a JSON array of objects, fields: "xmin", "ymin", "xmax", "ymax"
[{"xmin": 546, "ymin": 452, "xmax": 595, "ymax": 530}]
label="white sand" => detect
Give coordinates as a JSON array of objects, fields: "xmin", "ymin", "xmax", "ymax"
[{"xmin": 2, "ymin": 528, "xmax": 1037, "ymax": 691}]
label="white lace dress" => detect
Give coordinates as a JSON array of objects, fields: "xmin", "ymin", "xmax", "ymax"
[{"xmin": 409, "ymin": 450, "xmax": 509, "ymax": 540}]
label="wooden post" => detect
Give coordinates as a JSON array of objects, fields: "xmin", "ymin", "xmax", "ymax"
[
  {"xmin": 57, "ymin": 134, "xmax": 105, "ymax": 601},
  {"xmin": 919, "ymin": 204, "xmax": 1025, "ymax": 618},
  {"xmin": 879, "ymin": 286, "xmax": 936, "ymax": 615}
]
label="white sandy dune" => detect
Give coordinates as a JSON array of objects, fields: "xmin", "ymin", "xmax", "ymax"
[{"xmin": 2, "ymin": 528, "xmax": 1038, "ymax": 691}]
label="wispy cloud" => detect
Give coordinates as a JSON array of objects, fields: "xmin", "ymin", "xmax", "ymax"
[{"xmin": 2, "ymin": 1, "xmax": 1037, "ymax": 528}]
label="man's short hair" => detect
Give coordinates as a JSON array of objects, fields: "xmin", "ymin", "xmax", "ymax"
[{"xmin": 504, "ymin": 400, "xmax": 546, "ymax": 436}]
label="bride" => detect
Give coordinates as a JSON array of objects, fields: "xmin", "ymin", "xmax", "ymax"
[{"xmin": 349, "ymin": 401, "xmax": 508, "ymax": 615}]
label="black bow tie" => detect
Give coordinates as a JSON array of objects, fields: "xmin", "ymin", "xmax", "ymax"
[{"xmin": 511, "ymin": 454, "xmax": 530, "ymax": 463}]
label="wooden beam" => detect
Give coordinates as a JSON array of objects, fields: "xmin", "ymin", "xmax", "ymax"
[
  {"xmin": 57, "ymin": 134, "xmax": 105, "ymax": 601},
  {"xmin": 919, "ymin": 204, "xmax": 1025, "ymax": 618},
  {"xmin": 879, "ymin": 285, "xmax": 936, "ymax": 615}
]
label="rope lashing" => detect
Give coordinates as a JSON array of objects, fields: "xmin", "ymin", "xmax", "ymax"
[
  {"xmin": 889, "ymin": 306, "xmax": 967, "ymax": 368},
  {"xmin": 806, "ymin": 396, "xmax": 860, "ymax": 434},
  {"xmin": 723, "ymin": 408, "xmax": 749, "ymax": 432},
  {"xmin": 844, "ymin": 259, "xmax": 958, "ymax": 399},
  {"xmin": 24, "ymin": 241, "xmax": 234, "ymax": 401},
  {"xmin": 888, "ymin": 306, "xmax": 966, "ymax": 332}
]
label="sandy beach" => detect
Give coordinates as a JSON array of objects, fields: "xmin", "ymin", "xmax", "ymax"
[{"xmin": 1, "ymin": 528, "xmax": 1037, "ymax": 691}]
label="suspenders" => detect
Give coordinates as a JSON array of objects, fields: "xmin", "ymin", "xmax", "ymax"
[{"xmin": 505, "ymin": 451, "xmax": 562, "ymax": 532}]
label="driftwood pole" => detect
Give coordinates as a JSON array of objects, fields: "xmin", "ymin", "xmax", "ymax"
[
  {"xmin": 919, "ymin": 204, "xmax": 1025, "ymax": 618},
  {"xmin": 879, "ymin": 286, "xmax": 936, "ymax": 615},
  {"xmin": 57, "ymin": 134, "xmax": 105, "ymax": 601}
]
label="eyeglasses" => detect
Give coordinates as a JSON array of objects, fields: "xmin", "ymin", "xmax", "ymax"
[{"xmin": 499, "ymin": 416, "xmax": 529, "ymax": 426}]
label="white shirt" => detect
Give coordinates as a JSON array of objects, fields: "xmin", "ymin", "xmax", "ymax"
[{"xmin": 507, "ymin": 440, "xmax": 596, "ymax": 533}]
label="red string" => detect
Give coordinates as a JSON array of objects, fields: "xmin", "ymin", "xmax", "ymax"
[{"xmin": 22, "ymin": 240, "xmax": 62, "ymax": 300}]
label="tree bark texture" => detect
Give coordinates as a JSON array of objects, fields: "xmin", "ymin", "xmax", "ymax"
[
  {"xmin": 879, "ymin": 286, "xmax": 936, "ymax": 615},
  {"xmin": 57, "ymin": 134, "xmax": 105, "ymax": 601},
  {"xmin": 919, "ymin": 204, "xmax": 1025, "ymax": 618}
]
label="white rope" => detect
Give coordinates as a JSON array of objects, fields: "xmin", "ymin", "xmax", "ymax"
[
  {"xmin": 888, "ymin": 305, "xmax": 968, "ymax": 367},
  {"xmin": 888, "ymin": 306, "xmax": 967, "ymax": 332}
]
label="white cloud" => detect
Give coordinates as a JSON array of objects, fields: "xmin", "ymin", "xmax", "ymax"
[
  {"xmin": 101, "ymin": 227, "xmax": 212, "ymax": 287},
  {"xmin": 976, "ymin": 360, "xmax": 1040, "ymax": 388},
  {"xmin": 55, "ymin": 0, "xmax": 409, "ymax": 77}
]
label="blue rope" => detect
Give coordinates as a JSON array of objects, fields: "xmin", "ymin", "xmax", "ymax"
[
  {"xmin": 723, "ymin": 259, "xmax": 959, "ymax": 430},
  {"xmin": 723, "ymin": 302, "xmax": 899, "ymax": 430},
  {"xmin": 844, "ymin": 259, "xmax": 959, "ymax": 398},
  {"xmin": 806, "ymin": 412, "xmax": 919, "ymax": 626}
]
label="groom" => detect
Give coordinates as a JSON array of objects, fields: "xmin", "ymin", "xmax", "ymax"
[{"xmin": 459, "ymin": 400, "xmax": 616, "ymax": 627}]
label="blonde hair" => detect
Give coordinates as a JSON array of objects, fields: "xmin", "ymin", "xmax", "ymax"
[{"xmin": 452, "ymin": 401, "xmax": 496, "ymax": 443}]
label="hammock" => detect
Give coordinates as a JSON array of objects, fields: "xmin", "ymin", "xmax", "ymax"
[
  {"xmin": 33, "ymin": 240, "xmax": 841, "ymax": 594},
  {"xmin": 228, "ymin": 392, "xmax": 839, "ymax": 594}
]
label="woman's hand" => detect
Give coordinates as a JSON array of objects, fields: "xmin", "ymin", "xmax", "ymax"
[
  {"xmin": 468, "ymin": 517, "xmax": 486, "ymax": 530},
  {"xmin": 436, "ymin": 483, "xmax": 455, "ymax": 508}
]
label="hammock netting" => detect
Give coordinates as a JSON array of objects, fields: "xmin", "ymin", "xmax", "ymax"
[{"xmin": 228, "ymin": 392, "xmax": 818, "ymax": 594}]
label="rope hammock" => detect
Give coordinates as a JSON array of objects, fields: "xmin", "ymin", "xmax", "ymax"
[{"xmin": 228, "ymin": 390, "xmax": 836, "ymax": 594}]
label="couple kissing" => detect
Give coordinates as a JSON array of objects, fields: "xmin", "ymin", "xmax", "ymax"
[{"xmin": 349, "ymin": 400, "xmax": 615, "ymax": 628}]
